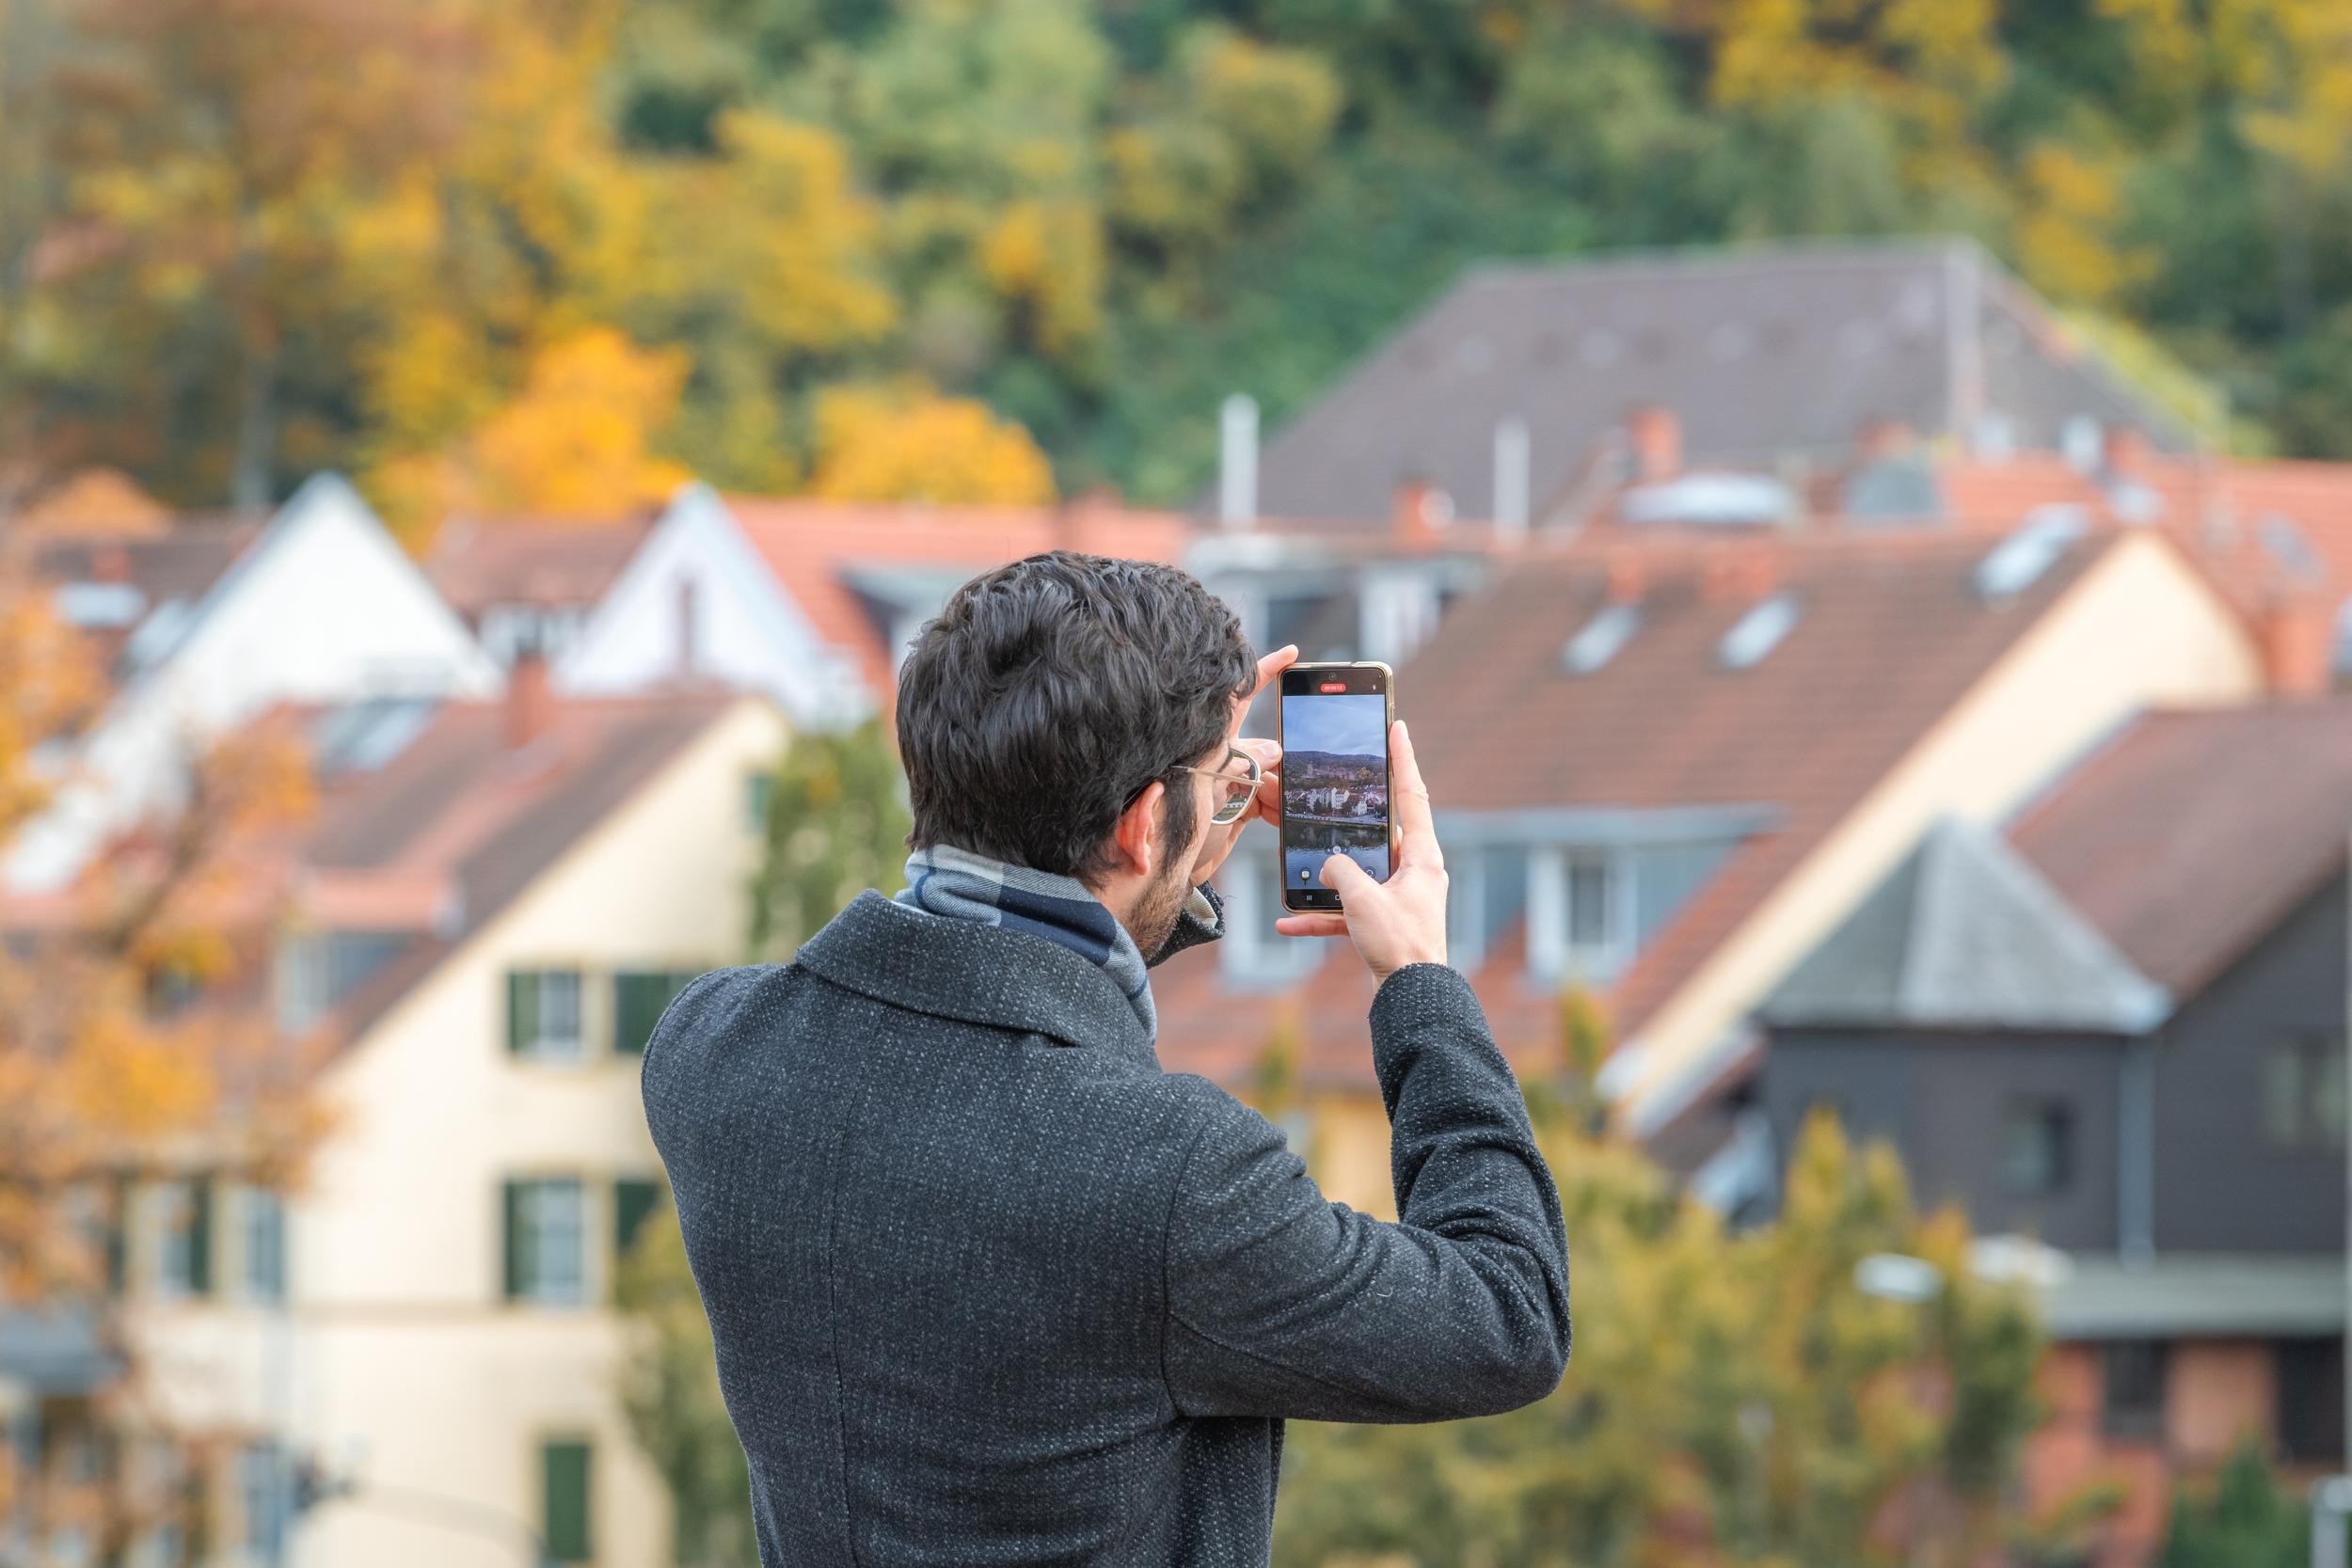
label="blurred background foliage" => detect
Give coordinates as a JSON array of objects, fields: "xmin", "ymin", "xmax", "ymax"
[{"xmin": 6, "ymin": 0, "xmax": 2352, "ymax": 531}]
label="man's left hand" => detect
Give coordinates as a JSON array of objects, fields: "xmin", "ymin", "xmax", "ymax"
[{"xmin": 1185, "ymin": 644, "xmax": 1293, "ymax": 889}]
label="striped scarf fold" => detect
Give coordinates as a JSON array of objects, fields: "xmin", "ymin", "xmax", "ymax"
[{"xmin": 896, "ymin": 845, "xmax": 1156, "ymax": 1039}]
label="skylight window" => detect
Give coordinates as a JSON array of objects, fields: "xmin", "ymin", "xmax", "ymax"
[
  {"xmin": 53, "ymin": 581, "xmax": 147, "ymax": 628},
  {"xmin": 2258, "ymin": 513, "xmax": 2326, "ymax": 583},
  {"xmin": 1718, "ymin": 594, "xmax": 1802, "ymax": 669},
  {"xmin": 1975, "ymin": 505, "xmax": 2089, "ymax": 601},
  {"xmin": 1562, "ymin": 603, "xmax": 1642, "ymax": 675}
]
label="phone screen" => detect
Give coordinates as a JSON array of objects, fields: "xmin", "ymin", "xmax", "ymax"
[{"xmin": 1280, "ymin": 670, "xmax": 1392, "ymax": 907}]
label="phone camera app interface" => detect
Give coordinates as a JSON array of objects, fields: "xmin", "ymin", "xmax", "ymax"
[{"xmin": 1282, "ymin": 690, "xmax": 1391, "ymax": 886}]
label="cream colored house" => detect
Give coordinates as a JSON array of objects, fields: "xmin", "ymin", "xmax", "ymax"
[{"xmin": 129, "ymin": 677, "xmax": 786, "ymax": 1568}]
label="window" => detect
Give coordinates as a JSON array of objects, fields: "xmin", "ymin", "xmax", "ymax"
[
  {"xmin": 542, "ymin": 1440, "xmax": 593, "ymax": 1563},
  {"xmin": 1999, "ymin": 1100, "xmax": 2073, "ymax": 1196},
  {"xmin": 746, "ymin": 771, "xmax": 775, "ymax": 833},
  {"xmin": 1567, "ymin": 856, "xmax": 1612, "ymax": 958},
  {"xmin": 2264, "ymin": 1037, "xmax": 2347, "ymax": 1151},
  {"xmin": 2277, "ymin": 1337, "xmax": 2345, "ymax": 1465},
  {"xmin": 155, "ymin": 1179, "xmax": 212, "ymax": 1301},
  {"xmin": 279, "ymin": 932, "xmax": 410, "ymax": 1035},
  {"xmin": 508, "ymin": 970, "xmax": 585, "ymax": 1062},
  {"xmin": 2102, "ymin": 1339, "xmax": 2168, "ymax": 1441},
  {"xmin": 239, "ymin": 1444, "xmax": 288, "ymax": 1559},
  {"xmin": 614, "ymin": 1179, "xmax": 662, "ymax": 1262},
  {"xmin": 241, "ymin": 1189, "xmax": 285, "ymax": 1304},
  {"xmin": 613, "ymin": 972, "xmax": 701, "ymax": 1056},
  {"xmin": 504, "ymin": 1180, "xmax": 587, "ymax": 1307}
]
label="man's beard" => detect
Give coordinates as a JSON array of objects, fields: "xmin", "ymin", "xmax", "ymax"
[{"xmin": 1123, "ymin": 847, "xmax": 1194, "ymax": 960}]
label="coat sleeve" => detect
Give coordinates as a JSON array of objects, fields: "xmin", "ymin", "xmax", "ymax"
[
  {"xmin": 1145, "ymin": 882, "xmax": 1226, "ymax": 968},
  {"xmin": 1161, "ymin": 963, "xmax": 1570, "ymax": 1423}
]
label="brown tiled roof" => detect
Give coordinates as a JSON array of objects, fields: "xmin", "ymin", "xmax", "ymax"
[
  {"xmin": 1152, "ymin": 528, "xmax": 2122, "ymax": 1093},
  {"xmin": 2009, "ymin": 700, "xmax": 2352, "ymax": 996},
  {"xmin": 424, "ymin": 514, "xmax": 657, "ymax": 625},
  {"xmin": 1252, "ymin": 241, "xmax": 2194, "ymax": 526},
  {"xmin": 309, "ymin": 692, "xmax": 739, "ymax": 1037},
  {"xmin": 727, "ymin": 497, "xmax": 1199, "ymax": 700},
  {"xmin": 28, "ymin": 513, "xmax": 266, "ymax": 673}
]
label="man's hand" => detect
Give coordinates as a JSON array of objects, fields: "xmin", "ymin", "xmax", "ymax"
[
  {"xmin": 1186, "ymin": 645, "xmax": 1295, "ymax": 888},
  {"xmin": 1275, "ymin": 720, "xmax": 1447, "ymax": 983}
]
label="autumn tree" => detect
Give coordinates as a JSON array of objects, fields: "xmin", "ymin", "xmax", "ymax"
[{"xmin": 746, "ymin": 718, "xmax": 912, "ymax": 960}]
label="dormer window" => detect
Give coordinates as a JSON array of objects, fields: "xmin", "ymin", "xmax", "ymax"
[
  {"xmin": 1563, "ymin": 604, "xmax": 1642, "ymax": 675},
  {"xmin": 1718, "ymin": 594, "xmax": 1802, "ymax": 670}
]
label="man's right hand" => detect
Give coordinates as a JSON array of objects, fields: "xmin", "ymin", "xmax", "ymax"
[{"xmin": 1274, "ymin": 719, "xmax": 1448, "ymax": 983}]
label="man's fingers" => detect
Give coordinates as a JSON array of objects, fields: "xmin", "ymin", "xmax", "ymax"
[
  {"xmin": 1320, "ymin": 853, "xmax": 1376, "ymax": 896},
  {"xmin": 1274, "ymin": 912, "xmax": 1347, "ymax": 938},
  {"xmin": 1251, "ymin": 644, "xmax": 1298, "ymax": 699},
  {"xmin": 1390, "ymin": 721, "xmax": 1441, "ymax": 873}
]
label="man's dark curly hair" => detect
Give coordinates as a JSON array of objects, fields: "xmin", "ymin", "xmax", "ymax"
[{"xmin": 897, "ymin": 551, "xmax": 1255, "ymax": 880}]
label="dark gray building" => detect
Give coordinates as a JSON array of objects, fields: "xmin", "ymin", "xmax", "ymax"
[
  {"xmin": 1253, "ymin": 241, "xmax": 2202, "ymax": 527},
  {"xmin": 1756, "ymin": 703, "xmax": 2352, "ymax": 1469}
]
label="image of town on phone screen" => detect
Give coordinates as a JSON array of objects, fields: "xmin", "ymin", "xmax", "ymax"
[{"xmin": 1281, "ymin": 683, "xmax": 1391, "ymax": 895}]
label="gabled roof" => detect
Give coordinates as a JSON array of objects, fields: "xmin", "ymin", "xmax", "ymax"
[
  {"xmin": 726, "ymin": 497, "xmax": 1197, "ymax": 700},
  {"xmin": 1255, "ymin": 240, "xmax": 2196, "ymax": 525},
  {"xmin": 32, "ymin": 514, "xmax": 265, "ymax": 669},
  {"xmin": 425, "ymin": 513, "xmax": 657, "ymax": 626},
  {"xmin": 2009, "ymin": 699, "xmax": 2352, "ymax": 996},
  {"xmin": 306, "ymin": 691, "xmax": 742, "ymax": 1037},
  {"xmin": 1762, "ymin": 817, "xmax": 2169, "ymax": 1032},
  {"xmin": 1152, "ymin": 527, "xmax": 2138, "ymax": 1095}
]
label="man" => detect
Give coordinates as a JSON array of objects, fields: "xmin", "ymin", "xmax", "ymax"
[{"xmin": 644, "ymin": 552, "xmax": 1569, "ymax": 1566}]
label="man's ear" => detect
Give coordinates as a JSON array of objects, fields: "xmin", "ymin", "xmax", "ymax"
[{"xmin": 1106, "ymin": 782, "xmax": 1165, "ymax": 880}]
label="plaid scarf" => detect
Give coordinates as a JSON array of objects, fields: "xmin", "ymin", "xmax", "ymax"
[{"xmin": 896, "ymin": 845, "xmax": 1156, "ymax": 1038}]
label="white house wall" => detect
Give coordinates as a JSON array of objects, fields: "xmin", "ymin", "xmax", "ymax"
[
  {"xmin": 139, "ymin": 696, "xmax": 788, "ymax": 1568},
  {"xmin": 560, "ymin": 483, "xmax": 868, "ymax": 728},
  {"xmin": 6, "ymin": 475, "xmax": 498, "ymax": 893}
]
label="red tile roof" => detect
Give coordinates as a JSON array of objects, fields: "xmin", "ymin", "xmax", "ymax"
[
  {"xmin": 424, "ymin": 514, "xmax": 658, "ymax": 626},
  {"xmin": 1152, "ymin": 528, "xmax": 2123, "ymax": 1093},
  {"xmin": 2009, "ymin": 699, "xmax": 2352, "ymax": 997},
  {"xmin": 303, "ymin": 691, "xmax": 740, "ymax": 1037},
  {"xmin": 726, "ymin": 497, "xmax": 1199, "ymax": 700}
]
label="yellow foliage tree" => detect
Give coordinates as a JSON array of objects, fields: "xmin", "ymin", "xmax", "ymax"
[
  {"xmin": 2014, "ymin": 143, "xmax": 2153, "ymax": 307},
  {"xmin": 810, "ymin": 383, "xmax": 1057, "ymax": 505}
]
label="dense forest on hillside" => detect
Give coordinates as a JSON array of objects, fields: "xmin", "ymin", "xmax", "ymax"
[{"xmin": 2, "ymin": 0, "xmax": 2350, "ymax": 529}]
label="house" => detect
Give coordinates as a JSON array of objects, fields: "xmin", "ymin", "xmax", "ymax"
[
  {"xmin": 128, "ymin": 667, "xmax": 787, "ymax": 1567},
  {"xmin": 431, "ymin": 485, "xmax": 1200, "ymax": 726},
  {"xmin": 1152, "ymin": 522, "xmax": 2265, "ymax": 1214},
  {"xmin": 7, "ymin": 475, "xmax": 499, "ymax": 895},
  {"xmin": 1758, "ymin": 702, "xmax": 2352, "ymax": 1566},
  {"xmin": 1246, "ymin": 240, "xmax": 2199, "ymax": 528}
]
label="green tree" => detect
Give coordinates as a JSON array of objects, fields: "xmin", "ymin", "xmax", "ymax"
[
  {"xmin": 2158, "ymin": 1439, "xmax": 2311, "ymax": 1568},
  {"xmin": 1272, "ymin": 1112, "xmax": 2046, "ymax": 1568},
  {"xmin": 747, "ymin": 718, "xmax": 912, "ymax": 960}
]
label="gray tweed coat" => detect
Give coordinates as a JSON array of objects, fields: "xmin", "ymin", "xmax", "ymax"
[{"xmin": 641, "ymin": 887, "xmax": 1570, "ymax": 1567}]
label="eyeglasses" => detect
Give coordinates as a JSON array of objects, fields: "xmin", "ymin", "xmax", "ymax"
[{"xmin": 1169, "ymin": 746, "xmax": 1263, "ymax": 826}]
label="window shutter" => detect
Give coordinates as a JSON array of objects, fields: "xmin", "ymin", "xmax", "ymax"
[
  {"xmin": 612, "ymin": 1180, "xmax": 661, "ymax": 1260},
  {"xmin": 507, "ymin": 973, "xmax": 533, "ymax": 1054},
  {"xmin": 187, "ymin": 1178, "xmax": 213, "ymax": 1298},
  {"xmin": 501, "ymin": 1181, "xmax": 524, "ymax": 1301},
  {"xmin": 542, "ymin": 1440, "xmax": 593, "ymax": 1562}
]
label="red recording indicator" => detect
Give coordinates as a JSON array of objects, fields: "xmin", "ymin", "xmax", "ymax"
[{"xmin": 1318, "ymin": 681, "xmax": 1346, "ymax": 692}]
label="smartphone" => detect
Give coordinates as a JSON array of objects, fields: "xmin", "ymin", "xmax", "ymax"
[{"xmin": 1279, "ymin": 662, "xmax": 1397, "ymax": 911}]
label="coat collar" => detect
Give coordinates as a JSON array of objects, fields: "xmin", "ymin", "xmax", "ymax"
[{"xmin": 792, "ymin": 891, "xmax": 1158, "ymax": 1066}]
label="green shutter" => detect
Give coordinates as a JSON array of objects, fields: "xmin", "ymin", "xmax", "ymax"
[
  {"xmin": 542, "ymin": 1440, "xmax": 592, "ymax": 1562},
  {"xmin": 187, "ymin": 1178, "xmax": 213, "ymax": 1298},
  {"xmin": 507, "ymin": 972, "xmax": 532, "ymax": 1054},
  {"xmin": 502, "ymin": 1181, "xmax": 523, "ymax": 1301},
  {"xmin": 612, "ymin": 1180, "xmax": 661, "ymax": 1260},
  {"xmin": 103, "ymin": 1178, "xmax": 127, "ymax": 1298},
  {"xmin": 612, "ymin": 971, "xmax": 699, "ymax": 1055}
]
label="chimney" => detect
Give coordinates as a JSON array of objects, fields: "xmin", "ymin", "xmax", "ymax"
[
  {"xmin": 1701, "ymin": 542, "xmax": 1778, "ymax": 604},
  {"xmin": 1626, "ymin": 404, "xmax": 1681, "ymax": 483},
  {"xmin": 1393, "ymin": 478, "xmax": 1454, "ymax": 544},
  {"xmin": 1492, "ymin": 418, "xmax": 1530, "ymax": 544},
  {"xmin": 1851, "ymin": 418, "xmax": 1918, "ymax": 464},
  {"xmin": 507, "ymin": 636, "xmax": 555, "ymax": 751},
  {"xmin": 2261, "ymin": 594, "xmax": 2333, "ymax": 697},
  {"xmin": 1218, "ymin": 393, "xmax": 1258, "ymax": 531}
]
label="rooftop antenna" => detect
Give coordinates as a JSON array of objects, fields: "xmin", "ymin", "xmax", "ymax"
[{"xmin": 1219, "ymin": 394, "xmax": 1258, "ymax": 531}]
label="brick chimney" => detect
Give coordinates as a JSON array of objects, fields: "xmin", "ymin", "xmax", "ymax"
[
  {"xmin": 507, "ymin": 641, "xmax": 556, "ymax": 750},
  {"xmin": 1626, "ymin": 405, "xmax": 1681, "ymax": 483},
  {"xmin": 1851, "ymin": 418, "xmax": 1918, "ymax": 463},
  {"xmin": 1393, "ymin": 478, "xmax": 1454, "ymax": 544},
  {"xmin": 2261, "ymin": 594, "xmax": 2333, "ymax": 697}
]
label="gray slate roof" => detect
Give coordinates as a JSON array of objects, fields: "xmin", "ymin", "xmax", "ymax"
[
  {"xmin": 1762, "ymin": 817, "xmax": 2171, "ymax": 1033},
  {"xmin": 1255, "ymin": 240, "xmax": 2201, "ymax": 525}
]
